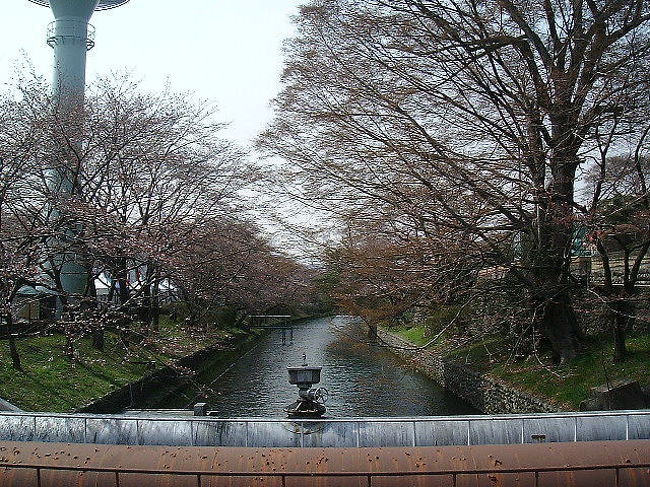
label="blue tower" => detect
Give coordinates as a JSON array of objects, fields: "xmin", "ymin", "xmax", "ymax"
[{"xmin": 28, "ymin": 0, "xmax": 131, "ymax": 301}]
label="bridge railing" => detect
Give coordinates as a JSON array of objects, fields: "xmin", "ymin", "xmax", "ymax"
[
  {"xmin": 0, "ymin": 409, "xmax": 648, "ymax": 447},
  {"xmin": 1, "ymin": 439, "xmax": 649, "ymax": 486}
]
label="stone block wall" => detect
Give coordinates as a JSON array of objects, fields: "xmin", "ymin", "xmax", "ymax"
[{"xmin": 377, "ymin": 328, "xmax": 561, "ymax": 414}]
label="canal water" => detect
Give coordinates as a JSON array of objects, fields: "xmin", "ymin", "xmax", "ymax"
[{"xmin": 154, "ymin": 315, "xmax": 478, "ymax": 417}]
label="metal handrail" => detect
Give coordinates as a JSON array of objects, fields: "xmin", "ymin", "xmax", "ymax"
[
  {"xmin": 1, "ymin": 443, "xmax": 649, "ymax": 487},
  {"xmin": 2, "ymin": 460, "xmax": 650, "ymax": 476},
  {"xmin": 28, "ymin": 0, "xmax": 131, "ymax": 11},
  {"xmin": 46, "ymin": 20, "xmax": 96, "ymax": 50},
  {"xmin": 1, "ymin": 409, "xmax": 649, "ymax": 449},
  {"xmin": 1, "ymin": 408, "xmax": 649, "ymax": 422}
]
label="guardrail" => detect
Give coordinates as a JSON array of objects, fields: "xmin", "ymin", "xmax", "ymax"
[
  {"xmin": 1, "ymin": 440, "xmax": 648, "ymax": 486},
  {"xmin": 0, "ymin": 409, "xmax": 648, "ymax": 447}
]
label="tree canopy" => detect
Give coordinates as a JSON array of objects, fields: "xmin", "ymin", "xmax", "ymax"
[{"xmin": 261, "ymin": 0, "xmax": 650, "ymax": 362}]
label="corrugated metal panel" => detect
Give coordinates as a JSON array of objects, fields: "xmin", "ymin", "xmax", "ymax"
[
  {"xmin": 577, "ymin": 414, "xmax": 628, "ymax": 441},
  {"xmin": 1, "ymin": 410, "xmax": 649, "ymax": 448},
  {"xmin": 414, "ymin": 419, "xmax": 471, "ymax": 446}
]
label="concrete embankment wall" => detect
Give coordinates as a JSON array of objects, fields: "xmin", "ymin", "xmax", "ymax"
[
  {"xmin": 377, "ymin": 328, "xmax": 560, "ymax": 414},
  {"xmin": 77, "ymin": 336, "xmax": 255, "ymax": 414},
  {"xmin": 0, "ymin": 397, "xmax": 20, "ymax": 412}
]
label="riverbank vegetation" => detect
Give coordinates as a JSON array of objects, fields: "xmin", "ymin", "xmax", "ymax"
[
  {"xmin": 0, "ymin": 314, "xmax": 253, "ymax": 411},
  {"xmin": 260, "ymin": 0, "xmax": 650, "ymax": 388},
  {"xmin": 390, "ymin": 317, "xmax": 650, "ymax": 409}
]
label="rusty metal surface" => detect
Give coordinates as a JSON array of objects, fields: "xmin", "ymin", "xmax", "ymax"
[{"xmin": 0, "ymin": 439, "xmax": 648, "ymax": 486}]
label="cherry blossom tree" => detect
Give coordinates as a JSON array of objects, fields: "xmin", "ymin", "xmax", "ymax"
[{"xmin": 261, "ymin": 0, "xmax": 650, "ymax": 363}]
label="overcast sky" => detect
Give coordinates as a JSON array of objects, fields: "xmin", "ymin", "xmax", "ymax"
[{"xmin": 1, "ymin": 0, "xmax": 299, "ymax": 144}]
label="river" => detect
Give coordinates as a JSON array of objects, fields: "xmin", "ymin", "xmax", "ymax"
[{"xmin": 152, "ymin": 315, "xmax": 478, "ymax": 417}]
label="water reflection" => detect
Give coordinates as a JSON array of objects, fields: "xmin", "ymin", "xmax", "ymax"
[{"xmin": 157, "ymin": 315, "xmax": 478, "ymax": 417}]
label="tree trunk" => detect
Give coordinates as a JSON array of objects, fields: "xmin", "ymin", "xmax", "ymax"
[
  {"xmin": 531, "ymin": 154, "xmax": 582, "ymax": 363},
  {"xmin": 611, "ymin": 299, "xmax": 634, "ymax": 362},
  {"xmin": 92, "ymin": 328, "xmax": 105, "ymax": 350},
  {"xmin": 6, "ymin": 314, "xmax": 22, "ymax": 371},
  {"xmin": 8, "ymin": 335, "xmax": 21, "ymax": 370},
  {"xmin": 529, "ymin": 228, "xmax": 582, "ymax": 364},
  {"xmin": 117, "ymin": 264, "xmax": 130, "ymax": 346},
  {"xmin": 150, "ymin": 279, "xmax": 160, "ymax": 333},
  {"xmin": 141, "ymin": 282, "xmax": 151, "ymax": 329},
  {"xmin": 367, "ymin": 324, "xmax": 378, "ymax": 342},
  {"xmin": 539, "ymin": 291, "xmax": 581, "ymax": 364}
]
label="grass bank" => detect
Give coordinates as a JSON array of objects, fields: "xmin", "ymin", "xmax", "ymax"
[
  {"xmin": 390, "ymin": 323, "xmax": 650, "ymax": 410},
  {"xmin": 0, "ymin": 317, "xmax": 254, "ymax": 412}
]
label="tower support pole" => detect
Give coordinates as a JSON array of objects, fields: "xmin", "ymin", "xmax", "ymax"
[{"xmin": 45, "ymin": 0, "xmax": 101, "ymax": 305}]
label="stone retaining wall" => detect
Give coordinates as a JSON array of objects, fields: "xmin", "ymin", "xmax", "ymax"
[{"xmin": 377, "ymin": 328, "xmax": 562, "ymax": 414}]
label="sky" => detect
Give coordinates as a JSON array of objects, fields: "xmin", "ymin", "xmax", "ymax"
[{"xmin": 1, "ymin": 0, "xmax": 300, "ymax": 145}]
